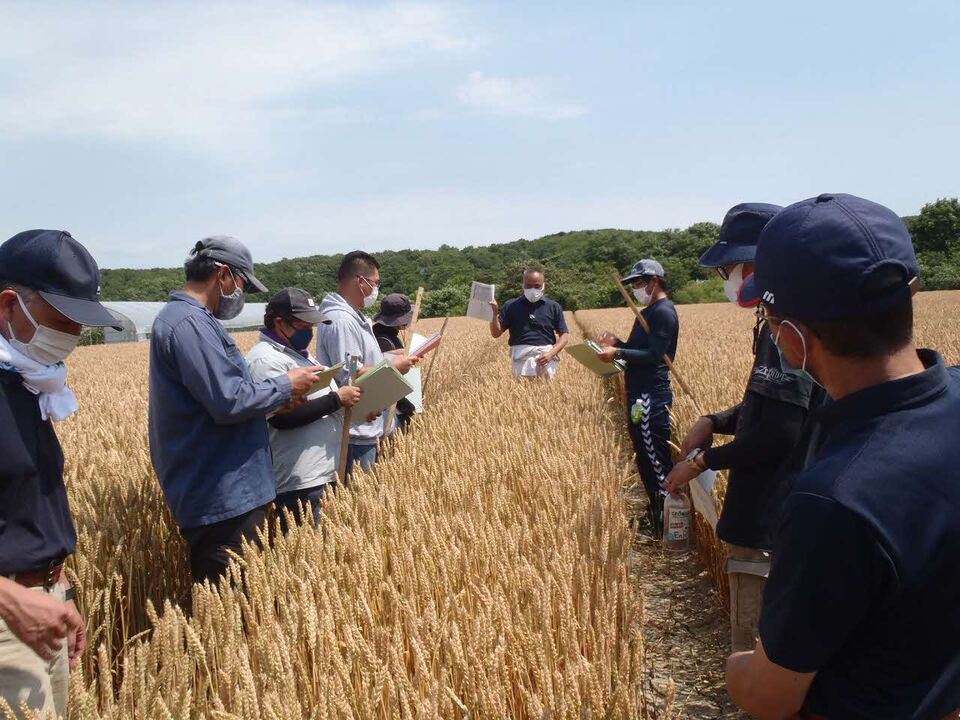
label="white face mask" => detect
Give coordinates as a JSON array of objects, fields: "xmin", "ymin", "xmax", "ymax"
[
  {"xmin": 524, "ymin": 287, "xmax": 544, "ymax": 303},
  {"xmin": 6, "ymin": 293, "xmax": 80, "ymax": 365},
  {"xmin": 360, "ymin": 276, "xmax": 379, "ymax": 309},
  {"xmin": 632, "ymin": 286, "xmax": 652, "ymax": 306},
  {"xmin": 723, "ymin": 264, "xmax": 744, "ymax": 304}
]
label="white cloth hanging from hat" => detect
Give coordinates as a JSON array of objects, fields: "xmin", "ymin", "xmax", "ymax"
[
  {"xmin": 0, "ymin": 334, "xmax": 78, "ymax": 421},
  {"xmin": 510, "ymin": 344, "xmax": 559, "ymax": 380}
]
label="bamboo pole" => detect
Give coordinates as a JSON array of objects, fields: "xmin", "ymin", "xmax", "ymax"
[
  {"xmin": 336, "ymin": 354, "xmax": 360, "ymax": 483},
  {"xmin": 609, "ymin": 272, "xmax": 705, "ymax": 416},
  {"xmin": 420, "ymin": 316, "xmax": 450, "ymax": 401}
]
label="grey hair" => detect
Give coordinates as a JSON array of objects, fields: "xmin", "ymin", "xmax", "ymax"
[{"xmin": 522, "ymin": 268, "xmax": 545, "ymax": 280}]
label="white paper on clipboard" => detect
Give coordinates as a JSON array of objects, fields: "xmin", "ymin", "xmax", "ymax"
[
  {"xmin": 405, "ymin": 332, "xmax": 426, "ymax": 413},
  {"xmin": 466, "ymin": 282, "xmax": 495, "ymax": 322}
]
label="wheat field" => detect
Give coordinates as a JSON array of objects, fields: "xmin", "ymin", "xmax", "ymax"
[{"xmin": 9, "ymin": 292, "xmax": 958, "ymax": 719}]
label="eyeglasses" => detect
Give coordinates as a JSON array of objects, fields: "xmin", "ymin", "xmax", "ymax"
[
  {"xmin": 716, "ymin": 265, "xmax": 738, "ymax": 281},
  {"xmin": 358, "ymin": 275, "xmax": 380, "ymax": 290}
]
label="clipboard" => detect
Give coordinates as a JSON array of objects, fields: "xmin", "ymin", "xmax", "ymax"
[
  {"xmin": 351, "ymin": 360, "xmax": 414, "ymax": 424},
  {"xmin": 307, "ymin": 361, "xmax": 344, "ymax": 395},
  {"xmin": 566, "ymin": 341, "xmax": 627, "ymax": 377}
]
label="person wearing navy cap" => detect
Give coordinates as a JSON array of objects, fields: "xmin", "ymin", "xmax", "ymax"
[
  {"xmin": 664, "ymin": 203, "xmax": 825, "ymax": 653},
  {"xmin": 148, "ymin": 237, "xmax": 322, "ymax": 583},
  {"xmin": 726, "ymin": 194, "xmax": 960, "ymax": 719},
  {"xmin": 596, "ymin": 258, "xmax": 679, "ymax": 538},
  {"xmin": 0, "ymin": 230, "xmax": 121, "ymax": 718}
]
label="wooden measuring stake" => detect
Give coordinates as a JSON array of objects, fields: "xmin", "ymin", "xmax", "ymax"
[
  {"xmin": 336, "ymin": 354, "xmax": 360, "ymax": 483},
  {"xmin": 385, "ymin": 286, "xmax": 424, "ymax": 435},
  {"xmin": 610, "ymin": 272, "xmax": 705, "ymax": 416},
  {"xmin": 420, "ymin": 316, "xmax": 449, "ymax": 401}
]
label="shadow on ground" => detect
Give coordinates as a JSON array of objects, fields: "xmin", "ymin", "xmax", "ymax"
[{"xmin": 627, "ymin": 491, "xmax": 746, "ymax": 720}]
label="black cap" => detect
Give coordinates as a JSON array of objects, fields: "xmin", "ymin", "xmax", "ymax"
[
  {"xmin": 698, "ymin": 202, "xmax": 782, "ymax": 268},
  {"xmin": 374, "ymin": 293, "xmax": 413, "ymax": 327},
  {"xmin": 0, "ymin": 230, "xmax": 122, "ymax": 329},
  {"xmin": 266, "ymin": 288, "xmax": 329, "ymax": 324},
  {"xmin": 747, "ymin": 193, "xmax": 919, "ymax": 320},
  {"xmin": 188, "ymin": 236, "xmax": 268, "ymax": 293}
]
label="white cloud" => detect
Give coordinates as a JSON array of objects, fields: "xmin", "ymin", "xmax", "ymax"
[
  {"xmin": 0, "ymin": 2, "xmax": 468, "ymax": 149},
  {"xmin": 457, "ymin": 71, "xmax": 587, "ymax": 120}
]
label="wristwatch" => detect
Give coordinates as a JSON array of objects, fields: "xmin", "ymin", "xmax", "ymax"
[
  {"xmin": 63, "ymin": 586, "xmax": 77, "ymax": 602},
  {"xmin": 685, "ymin": 448, "xmax": 706, "ymax": 472}
]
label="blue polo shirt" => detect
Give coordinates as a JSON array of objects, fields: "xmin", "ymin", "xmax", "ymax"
[
  {"xmin": 499, "ymin": 296, "xmax": 568, "ymax": 347},
  {"xmin": 760, "ymin": 350, "xmax": 960, "ymax": 719},
  {"xmin": 148, "ymin": 292, "xmax": 292, "ymax": 529}
]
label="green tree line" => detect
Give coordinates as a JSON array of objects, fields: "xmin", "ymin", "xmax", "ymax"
[{"xmin": 100, "ymin": 198, "xmax": 960, "ymax": 318}]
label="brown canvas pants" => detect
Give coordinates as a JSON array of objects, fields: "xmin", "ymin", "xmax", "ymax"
[{"xmin": 726, "ymin": 544, "xmax": 771, "ymax": 653}]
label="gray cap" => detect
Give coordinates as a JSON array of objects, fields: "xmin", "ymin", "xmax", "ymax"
[
  {"xmin": 622, "ymin": 258, "xmax": 665, "ymax": 283},
  {"xmin": 266, "ymin": 288, "xmax": 330, "ymax": 325},
  {"xmin": 188, "ymin": 236, "xmax": 268, "ymax": 293}
]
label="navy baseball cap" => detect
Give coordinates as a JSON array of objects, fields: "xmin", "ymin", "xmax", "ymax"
[
  {"xmin": 187, "ymin": 236, "xmax": 268, "ymax": 293},
  {"xmin": 698, "ymin": 202, "xmax": 782, "ymax": 268},
  {"xmin": 744, "ymin": 193, "xmax": 919, "ymax": 321},
  {"xmin": 622, "ymin": 259, "xmax": 665, "ymax": 283},
  {"xmin": 0, "ymin": 230, "xmax": 122, "ymax": 329}
]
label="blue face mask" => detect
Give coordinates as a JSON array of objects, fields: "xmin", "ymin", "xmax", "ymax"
[{"xmin": 288, "ymin": 326, "xmax": 314, "ymax": 351}]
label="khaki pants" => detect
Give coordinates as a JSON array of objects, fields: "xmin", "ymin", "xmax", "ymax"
[
  {"xmin": 726, "ymin": 544, "xmax": 771, "ymax": 653},
  {"xmin": 0, "ymin": 583, "xmax": 69, "ymax": 720}
]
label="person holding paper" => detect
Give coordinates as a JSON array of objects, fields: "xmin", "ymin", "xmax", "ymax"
[
  {"xmin": 596, "ymin": 259, "xmax": 678, "ymax": 538},
  {"xmin": 246, "ymin": 289, "xmax": 363, "ymax": 531},
  {"xmin": 149, "ymin": 237, "xmax": 322, "ymax": 583},
  {"xmin": 316, "ymin": 251, "xmax": 418, "ymax": 477},
  {"xmin": 373, "ymin": 293, "xmax": 417, "ymax": 434},
  {"xmin": 661, "ymin": 204, "xmax": 821, "ymax": 653},
  {"xmin": 489, "ymin": 268, "xmax": 569, "ymax": 380}
]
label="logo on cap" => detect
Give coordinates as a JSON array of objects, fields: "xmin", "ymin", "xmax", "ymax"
[
  {"xmin": 763, "ymin": 290, "xmax": 775, "ymax": 304},
  {"xmin": 307, "ymin": 298, "xmax": 315, "ymax": 306}
]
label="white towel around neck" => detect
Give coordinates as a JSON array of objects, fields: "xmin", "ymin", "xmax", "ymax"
[{"xmin": 0, "ymin": 333, "xmax": 78, "ymax": 422}]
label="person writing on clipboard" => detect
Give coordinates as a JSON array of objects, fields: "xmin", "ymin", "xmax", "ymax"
[
  {"xmin": 246, "ymin": 288, "xmax": 363, "ymax": 531},
  {"xmin": 316, "ymin": 251, "xmax": 419, "ymax": 478},
  {"xmin": 595, "ymin": 259, "xmax": 679, "ymax": 538}
]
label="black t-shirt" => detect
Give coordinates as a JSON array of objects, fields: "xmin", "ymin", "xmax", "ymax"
[
  {"xmin": 499, "ymin": 296, "xmax": 568, "ymax": 347},
  {"xmin": 760, "ymin": 352, "xmax": 960, "ymax": 719},
  {"xmin": 619, "ymin": 298, "xmax": 679, "ymax": 398},
  {"xmin": 713, "ymin": 325, "xmax": 817, "ymax": 549},
  {"xmin": 0, "ymin": 368, "xmax": 76, "ymax": 573}
]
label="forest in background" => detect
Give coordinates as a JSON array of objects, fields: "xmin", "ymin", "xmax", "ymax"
[{"xmin": 100, "ymin": 198, "xmax": 960, "ymax": 318}]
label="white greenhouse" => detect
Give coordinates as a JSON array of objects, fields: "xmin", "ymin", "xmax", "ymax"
[{"xmin": 102, "ymin": 302, "xmax": 268, "ymax": 343}]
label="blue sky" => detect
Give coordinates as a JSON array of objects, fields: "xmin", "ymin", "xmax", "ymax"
[{"xmin": 1, "ymin": 0, "xmax": 957, "ymax": 268}]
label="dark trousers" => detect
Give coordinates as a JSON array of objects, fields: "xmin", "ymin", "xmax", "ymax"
[
  {"xmin": 181, "ymin": 505, "xmax": 269, "ymax": 584},
  {"xmin": 274, "ymin": 482, "xmax": 335, "ymax": 533},
  {"xmin": 346, "ymin": 443, "xmax": 378, "ymax": 480},
  {"xmin": 626, "ymin": 393, "xmax": 673, "ymax": 536}
]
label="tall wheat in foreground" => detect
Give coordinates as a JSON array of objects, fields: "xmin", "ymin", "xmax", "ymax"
[{"xmin": 44, "ymin": 316, "xmax": 649, "ymax": 720}]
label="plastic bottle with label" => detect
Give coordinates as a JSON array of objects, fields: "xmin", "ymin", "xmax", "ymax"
[
  {"xmin": 630, "ymin": 398, "xmax": 644, "ymax": 425},
  {"xmin": 662, "ymin": 491, "xmax": 691, "ymax": 554}
]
